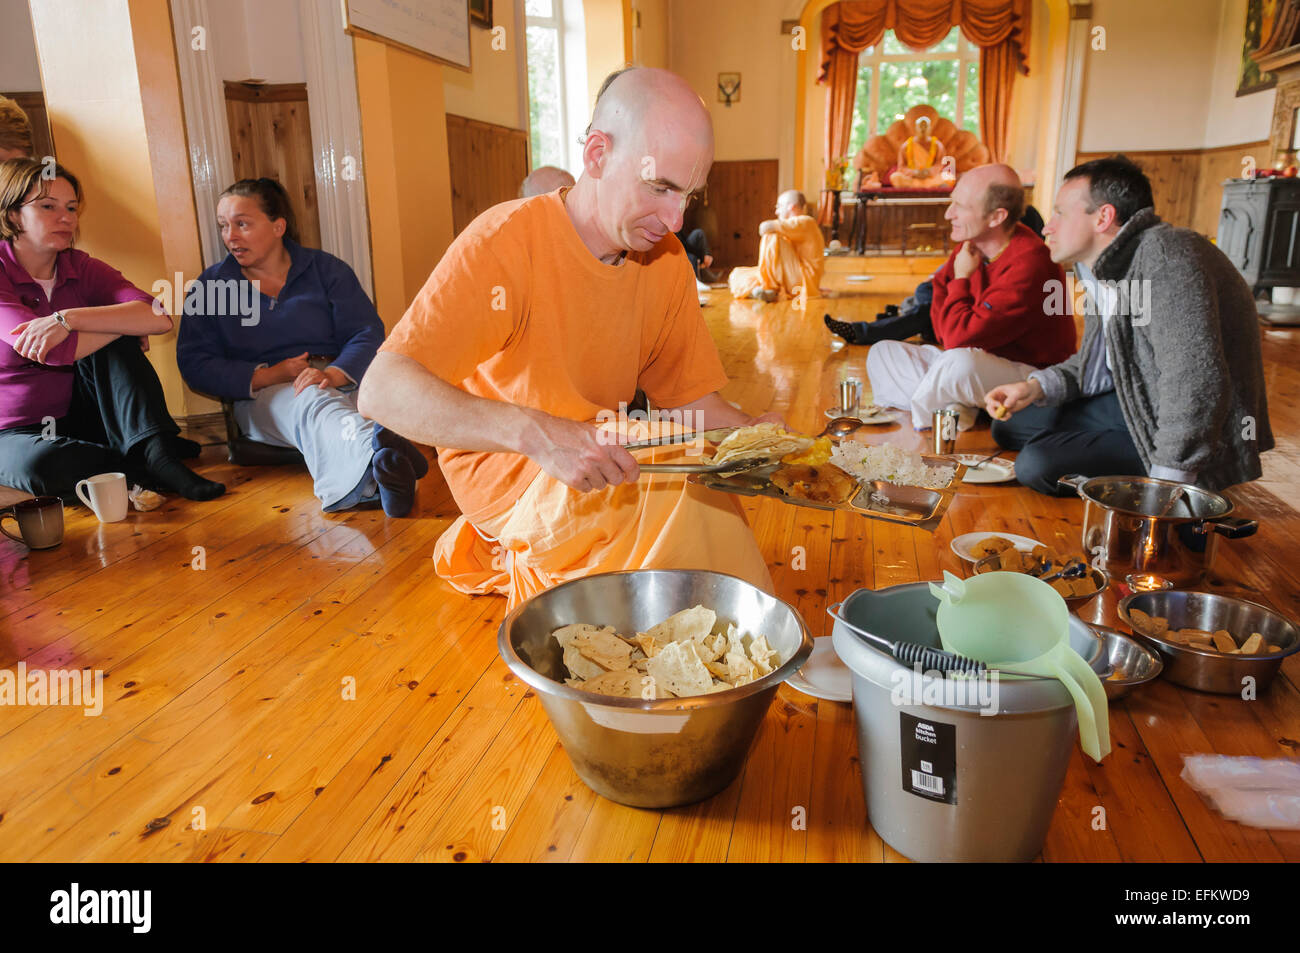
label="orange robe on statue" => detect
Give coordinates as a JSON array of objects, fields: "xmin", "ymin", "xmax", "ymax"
[
  {"xmin": 728, "ymin": 214, "xmax": 825, "ymax": 300},
  {"xmin": 380, "ymin": 191, "xmax": 773, "ymax": 610}
]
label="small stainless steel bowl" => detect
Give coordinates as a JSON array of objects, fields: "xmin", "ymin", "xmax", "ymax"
[
  {"xmin": 498, "ymin": 569, "xmax": 813, "ymax": 808},
  {"xmin": 1091, "ymin": 625, "xmax": 1163, "ymax": 699},
  {"xmin": 971, "ymin": 553, "xmax": 1109, "ymax": 611},
  {"xmin": 1116, "ymin": 589, "xmax": 1300, "ymax": 694}
]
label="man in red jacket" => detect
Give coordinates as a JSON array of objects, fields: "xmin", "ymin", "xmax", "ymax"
[{"xmin": 866, "ymin": 164, "xmax": 1075, "ymax": 430}]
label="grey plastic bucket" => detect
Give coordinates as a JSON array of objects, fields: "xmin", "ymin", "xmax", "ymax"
[{"xmin": 831, "ymin": 581, "xmax": 1107, "ymax": 863}]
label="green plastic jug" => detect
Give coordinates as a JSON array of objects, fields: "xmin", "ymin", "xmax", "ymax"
[{"xmin": 929, "ymin": 570, "xmax": 1110, "ymax": 762}]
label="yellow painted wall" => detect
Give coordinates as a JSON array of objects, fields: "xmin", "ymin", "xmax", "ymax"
[
  {"xmin": 584, "ymin": 0, "xmax": 630, "ymax": 111},
  {"xmin": 443, "ymin": 0, "xmax": 525, "ymax": 128},
  {"xmin": 353, "ymin": 36, "xmax": 456, "ymax": 331},
  {"xmin": 631, "ymin": 0, "xmax": 669, "ymax": 69},
  {"xmin": 29, "ymin": 0, "xmax": 204, "ymax": 416}
]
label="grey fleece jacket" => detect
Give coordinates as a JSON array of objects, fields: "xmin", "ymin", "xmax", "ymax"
[{"xmin": 1032, "ymin": 208, "xmax": 1273, "ymax": 491}]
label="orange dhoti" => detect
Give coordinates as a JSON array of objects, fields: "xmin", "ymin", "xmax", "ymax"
[
  {"xmin": 728, "ymin": 215, "xmax": 825, "ymax": 300},
  {"xmin": 433, "ymin": 469, "xmax": 774, "ymax": 611}
]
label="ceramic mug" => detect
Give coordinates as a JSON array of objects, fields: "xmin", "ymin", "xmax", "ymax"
[
  {"xmin": 75, "ymin": 472, "xmax": 129, "ymax": 523},
  {"xmin": 0, "ymin": 495, "xmax": 65, "ymax": 549}
]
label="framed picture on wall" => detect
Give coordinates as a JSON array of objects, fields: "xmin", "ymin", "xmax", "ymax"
[
  {"xmin": 470, "ymin": 0, "xmax": 493, "ymax": 29},
  {"xmin": 1238, "ymin": 0, "xmax": 1279, "ymax": 97}
]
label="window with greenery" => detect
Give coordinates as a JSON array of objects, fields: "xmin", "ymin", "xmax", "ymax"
[
  {"xmin": 848, "ymin": 28, "xmax": 980, "ymax": 161},
  {"xmin": 526, "ymin": 0, "xmax": 567, "ymax": 170}
]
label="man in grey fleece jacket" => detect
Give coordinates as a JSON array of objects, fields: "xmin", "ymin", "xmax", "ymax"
[{"xmin": 985, "ymin": 155, "xmax": 1273, "ymax": 495}]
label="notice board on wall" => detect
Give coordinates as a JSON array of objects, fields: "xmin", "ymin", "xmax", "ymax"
[{"xmin": 343, "ymin": 0, "xmax": 471, "ymax": 72}]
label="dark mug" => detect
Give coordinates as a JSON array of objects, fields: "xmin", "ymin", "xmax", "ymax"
[{"xmin": 0, "ymin": 495, "xmax": 65, "ymax": 549}]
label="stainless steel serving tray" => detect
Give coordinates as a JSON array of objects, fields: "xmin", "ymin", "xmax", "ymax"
[{"xmin": 688, "ymin": 455, "xmax": 967, "ymax": 532}]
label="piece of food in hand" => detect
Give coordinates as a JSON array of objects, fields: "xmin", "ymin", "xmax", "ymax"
[
  {"xmin": 781, "ymin": 435, "xmax": 833, "ymax": 466},
  {"xmin": 992, "ymin": 403, "xmax": 1010, "ymax": 420}
]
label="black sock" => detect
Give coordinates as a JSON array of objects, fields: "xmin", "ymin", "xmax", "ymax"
[
  {"xmin": 169, "ymin": 434, "xmax": 203, "ymax": 459},
  {"xmin": 134, "ymin": 435, "xmax": 225, "ymax": 501},
  {"xmin": 371, "ymin": 425, "xmax": 429, "ymax": 479},
  {"xmin": 823, "ymin": 313, "xmax": 863, "ymax": 345}
]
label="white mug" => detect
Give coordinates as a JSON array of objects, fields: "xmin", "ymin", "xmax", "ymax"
[{"xmin": 75, "ymin": 472, "xmax": 129, "ymax": 523}]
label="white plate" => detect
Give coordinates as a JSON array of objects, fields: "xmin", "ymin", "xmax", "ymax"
[
  {"xmin": 950, "ymin": 531, "xmax": 1044, "ymax": 563},
  {"xmin": 950, "ymin": 454, "xmax": 1016, "ymax": 484},
  {"xmin": 785, "ymin": 637, "xmax": 853, "ymax": 702},
  {"xmin": 824, "ymin": 405, "xmax": 897, "ymax": 425}
]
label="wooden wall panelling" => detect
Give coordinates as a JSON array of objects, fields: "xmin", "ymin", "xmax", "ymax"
[
  {"xmin": 223, "ymin": 82, "xmax": 321, "ymax": 249},
  {"xmin": 1074, "ymin": 142, "xmax": 1270, "ymax": 239},
  {"xmin": 702, "ymin": 159, "xmax": 780, "ymax": 271},
  {"xmin": 1193, "ymin": 140, "xmax": 1272, "ymax": 239},
  {"xmin": 2, "ymin": 90, "xmax": 54, "ymax": 161},
  {"xmin": 445, "ymin": 114, "xmax": 530, "ymax": 235}
]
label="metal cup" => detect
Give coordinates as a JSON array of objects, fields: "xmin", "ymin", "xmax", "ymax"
[
  {"xmin": 839, "ymin": 379, "xmax": 860, "ymax": 416},
  {"xmin": 932, "ymin": 408, "xmax": 959, "ymax": 454}
]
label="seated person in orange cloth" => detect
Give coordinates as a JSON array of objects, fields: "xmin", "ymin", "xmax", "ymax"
[
  {"xmin": 889, "ymin": 116, "xmax": 949, "ymax": 189},
  {"xmin": 357, "ymin": 67, "xmax": 779, "ymax": 610},
  {"xmin": 728, "ymin": 190, "xmax": 825, "ymax": 303},
  {"xmin": 519, "ymin": 165, "xmax": 575, "ymax": 198}
]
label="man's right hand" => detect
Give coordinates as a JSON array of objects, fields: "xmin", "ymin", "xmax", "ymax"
[
  {"xmin": 521, "ymin": 411, "xmax": 640, "ymax": 493},
  {"xmin": 253, "ymin": 352, "xmax": 312, "ymax": 392},
  {"xmin": 985, "ymin": 379, "xmax": 1043, "ymax": 420}
]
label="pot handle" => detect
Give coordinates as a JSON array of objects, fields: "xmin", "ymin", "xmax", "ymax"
[
  {"xmin": 1207, "ymin": 516, "xmax": 1258, "ymax": 539},
  {"xmin": 1056, "ymin": 473, "xmax": 1087, "ymax": 495}
]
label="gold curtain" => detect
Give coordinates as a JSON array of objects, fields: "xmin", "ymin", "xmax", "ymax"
[{"xmin": 815, "ymin": 0, "xmax": 1031, "ymax": 224}]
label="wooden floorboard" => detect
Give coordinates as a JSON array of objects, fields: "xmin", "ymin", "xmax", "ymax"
[{"xmin": 2, "ymin": 254, "xmax": 1298, "ymax": 862}]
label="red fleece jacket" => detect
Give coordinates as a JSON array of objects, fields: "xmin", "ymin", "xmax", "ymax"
[{"xmin": 930, "ymin": 223, "xmax": 1074, "ymax": 368}]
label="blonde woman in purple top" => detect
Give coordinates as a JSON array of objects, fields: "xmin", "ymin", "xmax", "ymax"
[{"xmin": 0, "ymin": 158, "xmax": 224, "ymax": 501}]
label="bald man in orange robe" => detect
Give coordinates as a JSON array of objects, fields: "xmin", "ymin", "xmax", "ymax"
[{"xmin": 358, "ymin": 68, "xmax": 777, "ymax": 609}]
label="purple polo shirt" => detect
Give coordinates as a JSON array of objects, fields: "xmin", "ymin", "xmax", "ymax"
[{"xmin": 0, "ymin": 241, "xmax": 155, "ymax": 428}]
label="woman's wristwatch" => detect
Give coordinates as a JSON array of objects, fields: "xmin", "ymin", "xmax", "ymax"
[{"xmin": 51, "ymin": 311, "xmax": 71, "ymax": 331}]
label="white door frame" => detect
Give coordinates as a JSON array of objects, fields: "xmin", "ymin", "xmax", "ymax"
[{"xmin": 169, "ymin": 0, "xmax": 373, "ymax": 295}]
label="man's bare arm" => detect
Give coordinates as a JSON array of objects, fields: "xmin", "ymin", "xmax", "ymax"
[
  {"xmin": 358, "ymin": 351, "xmax": 639, "ymax": 492},
  {"xmin": 663, "ymin": 391, "xmax": 783, "ymax": 430}
]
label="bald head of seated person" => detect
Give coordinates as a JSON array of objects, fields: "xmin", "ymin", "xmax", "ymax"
[
  {"xmin": 889, "ymin": 116, "xmax": 951, "ymax": 189},
  {"xmin": 727, "ymin": 189, "xmax": 824, "ymax": 303},
  {"xmin": 519, "ymin": 165, "xmax": 575, "ymax": 198},
  {"xmin": 866, "ymin": 163, "xmax": 1075, "ymax": 431},
  {"xmin": 985, "ymin": 155, "xmax": 1273, "ymax": 495},
  {"xmin": 357, "ymin": 66, "xmax": 779, "ymax": 609}
]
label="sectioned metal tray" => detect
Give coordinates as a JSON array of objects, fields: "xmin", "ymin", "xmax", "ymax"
[{"xmin": 688, "ymin": 455, "xmax": 967, "ymax": 532}]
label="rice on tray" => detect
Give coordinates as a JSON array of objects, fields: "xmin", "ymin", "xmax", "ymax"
[{"xmin": 829, "ymin": 442, "xmax": 955, "ymax": 489}]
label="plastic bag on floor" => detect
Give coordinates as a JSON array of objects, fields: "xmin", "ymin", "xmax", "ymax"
[{"xmin": 1182, "ymin": 755, "xmax": 1300, "ymax": 829}]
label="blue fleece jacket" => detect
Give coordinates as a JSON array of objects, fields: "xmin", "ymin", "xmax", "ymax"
[{"xmin": 177, "ymin": 239, "xmax": 383, "ymax": 400}]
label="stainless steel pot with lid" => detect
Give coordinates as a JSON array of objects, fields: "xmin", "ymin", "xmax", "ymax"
[{"xmin": 1057, "ymin": 474, "xmax": 1258, "ymax": 587}]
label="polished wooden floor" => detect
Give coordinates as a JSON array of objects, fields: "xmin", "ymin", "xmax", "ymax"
[{"xmin": 3, "ymin": 254, "xmax": 1299, "ymax": 862}]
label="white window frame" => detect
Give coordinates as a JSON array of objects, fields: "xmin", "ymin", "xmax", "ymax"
[
  {"xmin": 856, "ymin": 28, "xmax": 981, "ymax": 139},
  {"xmin": 525, "ymin": 0, "xmax": 587, "ymax": 176}
]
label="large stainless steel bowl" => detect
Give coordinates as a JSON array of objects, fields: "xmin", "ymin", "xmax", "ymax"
[
  {"xmin": 498, "ymin": 570, "xmax": 813, "ymax": 808},
  {"xmin": 1117, "ymin": 590, "xmax": 1300, "ymax": 694}
]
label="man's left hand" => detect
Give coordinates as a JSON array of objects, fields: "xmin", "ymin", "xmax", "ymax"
[
  {"xmin": 953, "ymin": 241, "xmax": 982, "ymax": 280},
  {"xmin": 293, "ymin": 365, "xmax": 349, "ymax": 396}
]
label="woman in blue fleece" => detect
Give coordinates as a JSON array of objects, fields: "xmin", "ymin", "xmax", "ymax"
[{"xmin": 177, "ymin": 178, "xmax": 425, "ymax": 515}]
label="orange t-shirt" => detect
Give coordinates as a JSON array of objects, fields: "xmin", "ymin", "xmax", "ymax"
[{"xmin": 380, "ymin": 189, "xmax": 729, "ymax": 524}]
